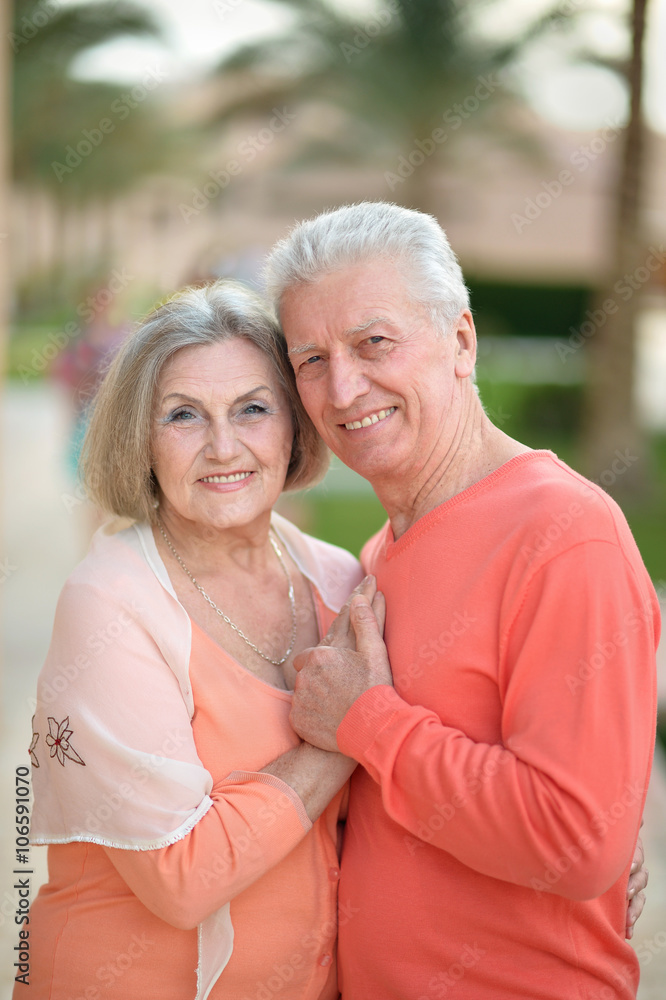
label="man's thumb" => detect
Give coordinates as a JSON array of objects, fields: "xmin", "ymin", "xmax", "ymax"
[{"xmin": 350, "ymin": 594, "xmax": 381, "ymax": 649}]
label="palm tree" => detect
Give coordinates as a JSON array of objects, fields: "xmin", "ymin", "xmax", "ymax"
[
  {"xmin": 205, "ymin": 0, "xmax": 553, "ymax": 216},
  {"xmin": 12, "ymin": 0, "xmax": 166, "ymax": 199},
  {"xmin": 580, "ymin": 0, "xmax": 651, "ymax": 496}
]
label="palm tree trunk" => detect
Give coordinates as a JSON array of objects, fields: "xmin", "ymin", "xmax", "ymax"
[{"xmin": 580, "ymin": 0, "xmax": 650, "ymax": 498}]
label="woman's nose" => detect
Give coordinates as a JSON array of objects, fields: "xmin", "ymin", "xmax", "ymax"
[{"xmin": 204, "ymin": 419, "xmax": 242, "ymax": 461}]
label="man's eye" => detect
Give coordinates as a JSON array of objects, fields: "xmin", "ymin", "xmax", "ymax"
[
  {"xmin": 367, "ymin": 335, "xmax": 385, "ymax": 345},
  {"xmin": 305, "ymin": 355, "xmax": 323, "ymax": 365}
]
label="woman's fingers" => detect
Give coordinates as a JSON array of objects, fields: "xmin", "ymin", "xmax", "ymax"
[
  {"xmin": 626, "ymin": 889, "xmax": 646, "ymax": 939},
  {"xmin": 629, "ymin": 833, "xmax": 644, "ymax": 877}
]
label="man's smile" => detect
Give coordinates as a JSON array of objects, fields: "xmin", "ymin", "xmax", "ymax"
[{"xmin": 342, "ymin": 406, "xmax": 397, "ymax": 431}]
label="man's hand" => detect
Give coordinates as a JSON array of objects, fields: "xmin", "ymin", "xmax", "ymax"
[
  {"xmin": 320, "ymin": 574, "xmax": 387, "ymax": 650},
  {"xmin": 626, "ymin": 833, "xmax": 648, "ymax": 939},
  {"xmin": 290, "ymin": 586, "xmax": 393, "ymax": 752}
]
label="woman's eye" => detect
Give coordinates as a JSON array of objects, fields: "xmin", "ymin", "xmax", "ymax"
[
  {"xmin": 169, "ymin": 409, "xmax": 196, "ymax": 422},
  {"xmin": 243, "ymin": 403, "xmax": 268, "ymax": 416}
]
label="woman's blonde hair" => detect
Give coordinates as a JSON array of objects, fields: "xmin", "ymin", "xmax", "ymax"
[{"xmin": 81, "ymin": 279, "xmax": 328, "ymax": 523}]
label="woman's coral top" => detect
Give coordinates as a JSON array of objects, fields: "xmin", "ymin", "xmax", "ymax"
[{"xmin": 25, "ymin": 515, "xmax": 362, "ymax": 1000}]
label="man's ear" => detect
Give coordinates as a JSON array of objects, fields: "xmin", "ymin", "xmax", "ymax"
[{"xmin": 454, "ymin": 310, "xmax": 476, "ymax": 378}]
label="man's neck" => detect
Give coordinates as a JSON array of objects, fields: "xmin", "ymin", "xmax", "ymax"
[{"xmin": 372, "ymin": 393, "xmax": 531, "ymax": 541}]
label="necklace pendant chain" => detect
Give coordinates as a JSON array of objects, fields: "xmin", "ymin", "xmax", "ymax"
[{"xmin": 157, "ymin": 519, "xmax": 297, "ymax": 667}]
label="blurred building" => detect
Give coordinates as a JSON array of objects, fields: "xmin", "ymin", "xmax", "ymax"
[{"xmin": 10, "ymin": 80, "xmax": 666, "ymax": 425}]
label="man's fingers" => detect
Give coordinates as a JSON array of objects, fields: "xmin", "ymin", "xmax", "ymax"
[
  {"xmin": 350, "ymin": 593, "xmax": 384, "ymax": 652},
  {"xmin": 322, "ymin": 576, "xmax": 378, "ymax": 649},
  {"xmin": 371, "ymin": 590, "xmax": 387, "ymax": 637}
]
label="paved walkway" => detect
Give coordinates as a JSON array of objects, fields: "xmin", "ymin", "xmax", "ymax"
[{"xmin": 1, "ymin": 382, "xmax": 665, "ymax": 997}]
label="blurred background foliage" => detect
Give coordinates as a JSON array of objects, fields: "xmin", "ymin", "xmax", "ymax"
[
  {"xmin": 5, "ymin": 0, "xmax": 666, "ymax": 576},
  {"xmin": 12, "ymin": 0, "xmax": 170, "ymax": 195}
]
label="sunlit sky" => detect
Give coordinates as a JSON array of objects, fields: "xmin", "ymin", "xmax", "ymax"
[{"xmin": 67, "ymin": 0, "xmax": 666, "ymax": 134}]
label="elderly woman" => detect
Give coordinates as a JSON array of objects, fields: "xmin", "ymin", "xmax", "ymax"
[{"xmin": 26, "ymin": 280, "xmax": 377, "ymax": 999}]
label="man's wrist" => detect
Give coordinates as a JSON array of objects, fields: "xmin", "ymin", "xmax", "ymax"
[{"xmin": 336, "ymin": 684, "xmax": 402, "ymax": 761}]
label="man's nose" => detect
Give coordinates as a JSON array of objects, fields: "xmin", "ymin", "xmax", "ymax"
[{"xmin": 327, "ymin": 355, "xmax": 370, "ymax": 412}]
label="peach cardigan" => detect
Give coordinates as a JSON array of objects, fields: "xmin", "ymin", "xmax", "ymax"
[{"xmin": 29, "ymin": 514, "xmax": 362, "ymax": 998}]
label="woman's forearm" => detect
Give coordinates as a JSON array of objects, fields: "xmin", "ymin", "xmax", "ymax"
[
  {"xmin": 261, "ymin": 742, "xmax": 357, "ymax": 822},
  {"xmin": 104, "ymin": 745, "xmax": 353, "ymax": 929}
]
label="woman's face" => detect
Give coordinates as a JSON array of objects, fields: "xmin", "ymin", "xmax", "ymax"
[{"xmin": 151, "ymin": 338, "xmax": 294, "ymax": 533}]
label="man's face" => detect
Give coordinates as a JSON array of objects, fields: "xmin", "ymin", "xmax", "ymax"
[{"xmin": 280, "ymin": 260, "xmax": 474, "ymax": 483}]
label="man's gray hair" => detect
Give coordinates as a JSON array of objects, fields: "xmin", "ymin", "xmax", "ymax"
[{"xmin": 264, "ymin": 201, "xmax": 470, "ymax": 332}]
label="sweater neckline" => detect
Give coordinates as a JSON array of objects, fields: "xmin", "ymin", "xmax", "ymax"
[{"xmin": 382, "ymin": 449, "xmax": 556, "ymax": 560}]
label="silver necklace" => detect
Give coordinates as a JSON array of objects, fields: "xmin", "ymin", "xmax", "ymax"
[{"xmin": 157, "ymin": 519, "xmax": 297, "ymax": 667}]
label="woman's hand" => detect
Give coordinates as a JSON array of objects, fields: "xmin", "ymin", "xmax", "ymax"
[
  {"xmin": 259, "ymin": 580, "xmax": 386, "ymax": 822},
  {"xmin": 626, "ymin": 832, "xmax": 648, "ymax": 939}
]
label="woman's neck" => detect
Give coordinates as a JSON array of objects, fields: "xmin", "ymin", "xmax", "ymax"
[{"xmin": 155, "ymin": 505, "xmax": 275, "ymax": 576}]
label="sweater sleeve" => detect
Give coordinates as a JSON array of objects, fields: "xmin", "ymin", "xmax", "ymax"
[
  {"xmin": 338, "ymin": 540, "xmax": 659, "ymax": 900},
  {"xmin": 104, "ymin": 770, "xmax": 311, "ymax": 929}
]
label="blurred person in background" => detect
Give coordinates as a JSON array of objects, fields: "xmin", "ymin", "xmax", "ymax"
[
  {"xmin": 267, "ymin": 201, "xmax": 658, "ymax": 1000},
  {"xmin": 25, "ymin": 280, "xmax": 381, "ymax": 999},
  {"xmin": 51, "ymin": 281, "xmax": 130, "ymax": 479}
]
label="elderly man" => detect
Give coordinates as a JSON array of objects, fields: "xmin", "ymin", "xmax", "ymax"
[{"xmin": 265, "ymin": 202, "xmax": 659, "ymax": 1000}]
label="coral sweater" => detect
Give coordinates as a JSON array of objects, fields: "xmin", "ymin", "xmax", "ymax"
[{"xmin": 337, "ymin": 451, "xmax": 659, "ymax": 1000}]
